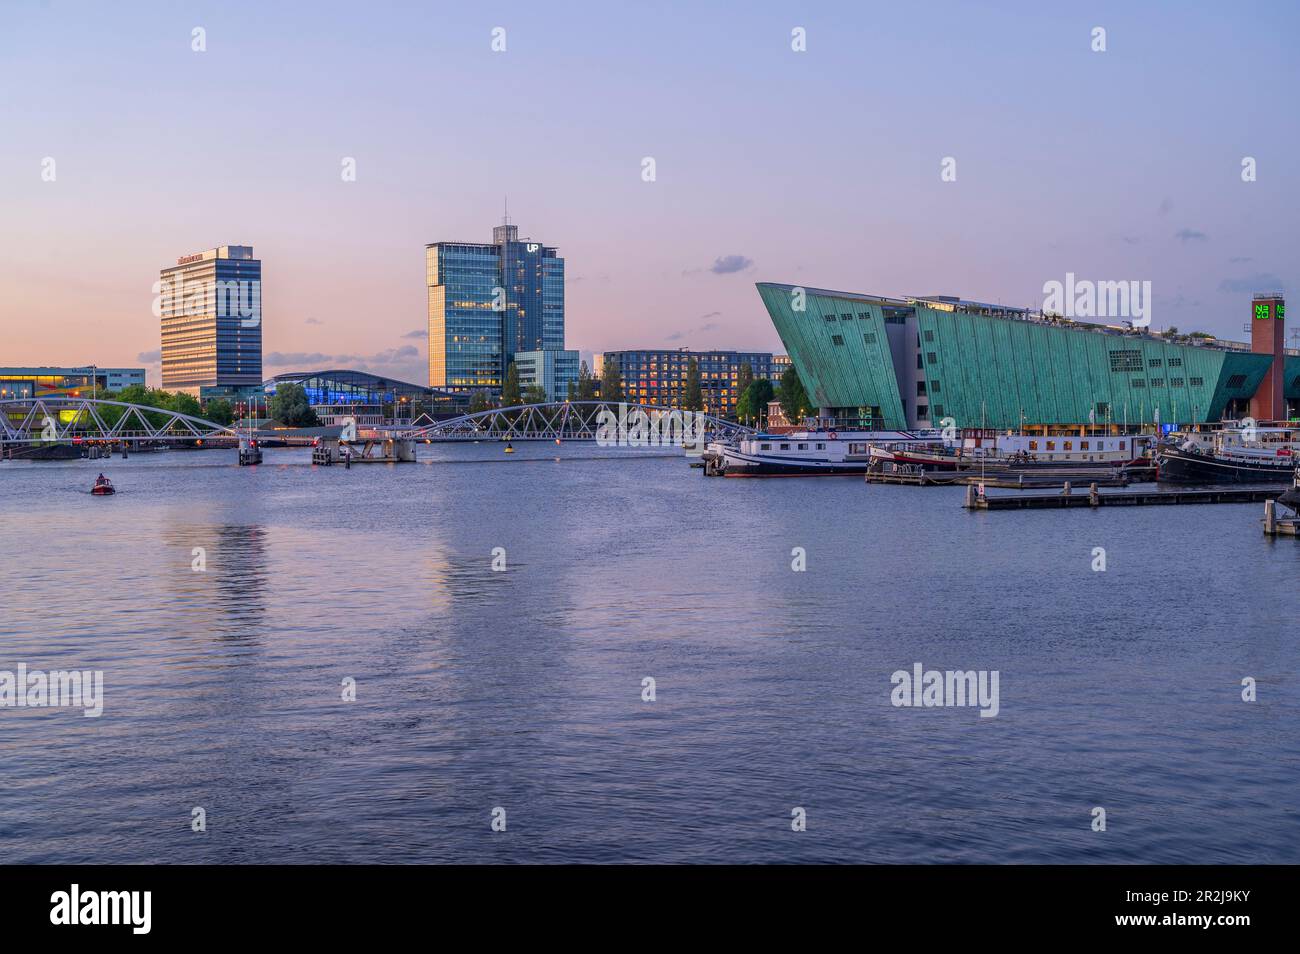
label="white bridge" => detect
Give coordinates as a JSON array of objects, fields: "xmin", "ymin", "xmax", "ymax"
[
  {"xmin": 1, "ymin": 398, "xmax": 754, "ymax": 452},
  {"xmin": 373, "ymin": 401, "xmax": 754, "ymax": 443}
]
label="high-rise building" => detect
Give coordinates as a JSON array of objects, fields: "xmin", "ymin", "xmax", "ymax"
[
  {"xmin": 595, "ymin": 349, "xmax": 782, "ymax": 415},
  {"xmin": 426, "ymin": 220, "xmax": 568, "ymax": 394},
  {"xmin": 159, "ymin": 245, "xmax": 262, "ymax": 396}
]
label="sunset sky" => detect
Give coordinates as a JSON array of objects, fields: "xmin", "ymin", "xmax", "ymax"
[{"xmin": 2, "ymin": 0, "xmax": 1297, "ymax": 385}]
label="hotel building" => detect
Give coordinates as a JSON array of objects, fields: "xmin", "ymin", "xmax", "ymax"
[{"xmin": 159, "ymin": 245, "xmax": 262, "ymax": 397}]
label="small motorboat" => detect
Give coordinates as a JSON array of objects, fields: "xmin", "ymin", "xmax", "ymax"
[{"xmin": 91, "ymin": 474, "xmax": 115, "ymax": 495}]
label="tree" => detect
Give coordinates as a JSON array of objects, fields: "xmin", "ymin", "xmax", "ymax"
[
  {"xmin": 167, "ymin": 391, "xmax": 202, "ymax": 418},
  {"xmin": 268, "ymin": 382, "xmax": 319, "ymax": 427},
  {"xmin": 501, "ymin": 362, "xmax": 523, "ymax": 406},
  {"xmin": 682, "ymin": 357, "xmax": 703, "ymax": 411},
  {"xmin": 523, "ymin": 384, "xmax": 548, "ymax": 405},
  {"xmin": 600, "ymin": 359, "xmax": 624, "ymax": 402},
  {"xmin": 204, "ymin": 398, "xmax": 234, "ymax": 426},
  {"xmin": 737, "ymin": 362, "xmax": 754, "ymax": 399},
  {"xmin": 576, "ymin": 361, "xmax": 598, "ymax": 400},
  {"xmin": 778, "ymin": 366, "xmax": 812, "ymax": 426},
  {"xmin": 469, "ymin": 389, "xmax": 494, "ymax": 414},
  {"xmin": 736, "ymin": 378, "xmax": 774, "ymax": 425}
]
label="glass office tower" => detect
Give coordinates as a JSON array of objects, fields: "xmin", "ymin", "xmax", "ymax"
[
  {"xmin": 427, "ymin": 221, "xmax": 565, "ymax": 393},
  {"xmin": 159, "ymin": 245, "xmax": 262, "ymax": 395}
]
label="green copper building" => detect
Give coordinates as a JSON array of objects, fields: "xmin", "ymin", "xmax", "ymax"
[{"xmin": 757, "ymin": 283, "xmax": 1298, "ymax": 431}]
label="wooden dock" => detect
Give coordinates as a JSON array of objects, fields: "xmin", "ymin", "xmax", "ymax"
[
  {"xmin": 965, "ymin": 482, "xmax": 1285, "ymax": 510},
  {"xmin": 867, "ymin": 466, "xmax": 1132, "ymax": 490}
]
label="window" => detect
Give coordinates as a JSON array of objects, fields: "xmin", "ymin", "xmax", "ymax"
[
  {"xmin": 916, "ymin": 404, "xmax": 929, "ymax": 418},
  {"xmin": 933, "ymin": 404, "xmax": 944, "ymax": 418},
  {"xmin": 1109, "ymin": 349, "xmax": 1143, "ymax": 372},
  {"xmin": 798, "ymin": 443, "xmax": 808, "ymax": 450},
  {"xmin": 831, "ymin": 335, "xmax": 845, "ymax": 346},
  {"xmin": 1081, "ymin": 440, "xmax": 1090, "ymax": 450},
  {"xmin": 1029, "ymin": 440, "xmax": 1038, "ymax": 451},
  {"xmin": 863, "ymin": 332, "xmax": 877, "ymax": 344},
  {"xmin": 1096, "ymin": 402, "xmax": 1110, "ymax": 417},
  {"xmin": 1151, "ymin": 378, "xmax": 1164, "ymax": 387},
  {"xmin": 1064, "ymin": 441, "xmax": 1073, "ymax": 450},
  {"xmin": 930, "ymin": 380, "xmax": 941, "ymax": 393},
  {"xmin": 780, "ymin": 443, "xmax": 790, "ymax": 450},
  {"xmin": 760, "ymin": 443, "xmax": 771, "ymax": 450},
  {"xmin": 926, "ymin": 352, "xmax": 938, "ymax": 364},
  {"xmin": 823, "ymin": 314, "xmax": 837, "ymax": 322},
  {"xmin": 1149, "ymin": 358, "xmax": 1163, "ymax": 368},
  {"xmin": 840, "ymin": 313, "xmax": 852, "ymax": 321},
  {"xmin": 1132, "ymin": 379, "xmax": 1146, "ymax": 388},
  {"xmin": 1046, "ymin": 441, "xmax": 1056, "ymax": 451},
  {"xmin": 857, "ymin": 311, "xmax": 870, "ymax": 320},
  {"xmin": 916, "ymin": 354, "xmax": 923, "ymax": 369},
  {"xmin": 1190, "ymin": 376, "xmax": 1204, "ymax": 387},
  {"xmin": 917, "ymin": 382, "xmax": 927, "ymax": 396},
  {"xmin": 923, "ymin": 330, "xmax": 935, "ymax": 342},
  {"xmin": 1168, "ymin": 357, "xmax": 1182, "ymax": 367},
  {"xmin": 1226, "ymin": 374, "xmax": 1247, "ymax": 389},
  {"xmin": 816, "ymin": 443, "xmax": 825, "ymax": 450},
  {"xmin": 1170, "ymin": 377, "xmax": 1184, "ymax": 387}
]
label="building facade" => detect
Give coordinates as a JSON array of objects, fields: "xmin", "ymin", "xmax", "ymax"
[
  {"xmin": 426, "ymin": 221, "xmax": 565, "ymax": 394},
  {"xmin": 513, "ymin": 349, "xmax": 579, "ymax": 402},
  {"xmin": 160, "ymin": 245, "xmax": 262, "ymax": 396},
  {"xmin": 595, "ymin": 349, "xmax": 783, "ymax": 415},
  {"xmin": 757, "ymin": 283, "xmax": 1298, "ymax": 430},
  {"xmin": 0, "ymin": 366, "xmax": 145, "ymax": 400}
]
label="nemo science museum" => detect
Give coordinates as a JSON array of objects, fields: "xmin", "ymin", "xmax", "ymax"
[{"xmin": 756, "ymin": 283, "xmax": 1296, "ymax": 433}]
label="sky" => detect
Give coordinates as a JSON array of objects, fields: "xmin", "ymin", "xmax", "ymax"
[{"xmin": 2, "ymin": 0, "xmax": 1298, "ymax": 386}]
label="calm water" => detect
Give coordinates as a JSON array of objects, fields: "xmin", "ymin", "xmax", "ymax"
[{"xmin": 1, "ymin": 444, "xmax": 1297, "ymax": 864}]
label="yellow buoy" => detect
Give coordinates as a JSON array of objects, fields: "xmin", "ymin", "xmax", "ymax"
[{"xmin": 504, "ymin": 442, "xmax": 515, "ymax": 454}]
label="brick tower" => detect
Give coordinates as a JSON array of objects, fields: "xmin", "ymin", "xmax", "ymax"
[{"xmin": 1248, "ymin": 292, "xmax": 1285, "ymax": 422}]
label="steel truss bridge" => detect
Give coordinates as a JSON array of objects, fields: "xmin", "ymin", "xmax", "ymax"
[
  {"xmin": 371, "ymin": 401, "xmax": 755, "ymax": 444},
  {"xmin": 0, "ymin": 397, "xmax": 252, "ymax": 447}
]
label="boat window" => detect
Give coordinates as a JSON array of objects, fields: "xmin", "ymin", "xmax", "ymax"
[
  {"xmin": 760, "ymin": 443, "xmax": 771, "ymax": 450},
  {"xmin": 1029, "ymin": 440, "xmax": 1038, "ymax": 451},
  {"xmin": 780, "ymin": 443, "xmax": 790, "ymax": 450},
  {"xmin": 798, "ymin": 443, "xmax": 808, "ymax": 450},
  {"xmin": 1064, "ymin": 441, "xmax": 1072, "ymax": 450},
  {"xmin": 1081, "ymin": 441, "xmax": 1089, "ymax": 450},
  {"xmin": 1046, "ymin": 441, "xmax": 1056, "ymax": 451},
  {"xmin": 1119, "ymin": 441, "xmax": 1126, "ymax": 450},
  {"xmin": 817, "ymin": 443, "xmax": 826, "ymax": 450}
]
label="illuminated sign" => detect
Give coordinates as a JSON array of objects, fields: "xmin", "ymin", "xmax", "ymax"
[
  {"xmin": 176, "ymin": 253, "xmax": 204, "ymax": 265},
  {"xmin": 1279, "ymin": 303, "xmax": 1286, "ymax": 320},
  {"xmin": 1254, "ymin": 302, "xmax": 1271, "ymax": 320},
  {"xmin": 526, "ymin": 243, "xmax": 539, "ymax": 252}
]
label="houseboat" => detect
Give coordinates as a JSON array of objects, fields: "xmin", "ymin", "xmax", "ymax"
[
  {"xmin": 1157, "ymin": 423, "xmax": 1300, "ymax": 484},
  {"xmin": 719, "ymin": 429, "xmax": 943, "ymax": 476}
]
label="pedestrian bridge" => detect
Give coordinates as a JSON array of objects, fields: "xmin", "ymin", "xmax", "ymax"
[
  {"xmin": 0, "ymin": 398, "xmax": 754, "ymax": 451},
  {"xmin": 372, "ymin": 401, "xmax": 754, "ymax": 444},
  {"xmin": 0, "ymin": 397, "xmax": 249, "ymax": 446}
]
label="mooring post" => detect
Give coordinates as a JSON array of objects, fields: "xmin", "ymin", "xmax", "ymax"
[
  {"xmin": 1062, "ymin": 481, "xmax": 1071, "ymax": 496},
  {"xmin": 965, "ymin": 483, "xmax": 975, "ymax": 509},
  {"xmin": 1264, "ymin": 498, "xmax": 1276, "ymax": 535},
  {"xmin": 1089, "ymin": 482, "xmax": 1100, "ymax": 507}
]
